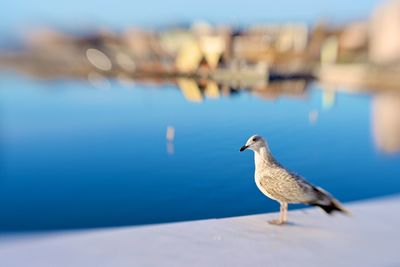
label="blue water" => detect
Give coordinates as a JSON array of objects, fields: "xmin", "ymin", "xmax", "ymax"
[{"xmin": 1, "ymin": 75, "xmax": 399, "ymax": 232}]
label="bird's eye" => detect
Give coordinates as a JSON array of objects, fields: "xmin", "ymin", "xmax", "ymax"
[{"xmin": 252, "ymin": 137, "xmax": 257, "ymax": 142}]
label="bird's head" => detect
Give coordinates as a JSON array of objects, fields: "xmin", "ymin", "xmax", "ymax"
[{"xmin": 240, "ymin": 135, "xmax": 266, "ymax": 152}]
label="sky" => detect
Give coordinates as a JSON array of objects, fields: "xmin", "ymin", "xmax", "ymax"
[{"xmin": 1, "ymin": 0, "xmax": 384, "ymax": 36}]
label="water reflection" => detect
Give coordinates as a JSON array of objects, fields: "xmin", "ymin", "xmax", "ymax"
[
  {"xmin": 308, "ymin": 110, "xmax": 319, "ymax": 125},
  {"xmin": 372, "ymin": 93, "xmax": 400, "ymax": 153},
  {"xmin": 1, "ymin": 54, "xmax": 400, "ymax": 155},
  {"xmin": 166, "ymin": 126, "xmax": 175, "ymax": 155}
]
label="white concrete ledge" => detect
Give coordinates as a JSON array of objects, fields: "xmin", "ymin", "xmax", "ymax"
[{"xmin": 1, "ymin": 196, "xmax": 399, "ymax": 267}]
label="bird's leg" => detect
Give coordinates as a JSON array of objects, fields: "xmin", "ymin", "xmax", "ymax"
[
  {"xmin": 282, "ymin": 202, "xmax": 288, "ymax": 223},
  {"xmin": 268, "ymin": 202, "xmax": 288, "ymax": 225}
]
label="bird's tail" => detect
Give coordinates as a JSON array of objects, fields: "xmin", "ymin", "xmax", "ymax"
[{"xmin": 311, "ymin": 187, "xmax": 351, "ymax": 216}]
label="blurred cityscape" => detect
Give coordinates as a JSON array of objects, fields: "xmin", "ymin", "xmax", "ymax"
[{"xmin": 1, "ymin": 1, "xmax": 400, "ymax": 153}]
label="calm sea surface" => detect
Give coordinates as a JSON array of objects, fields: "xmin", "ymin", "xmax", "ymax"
[{"xmin": 1, "ymin": 75, "xmax": 399, "ymax": 232}]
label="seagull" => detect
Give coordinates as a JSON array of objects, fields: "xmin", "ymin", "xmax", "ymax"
[{"xmin": 240, "ymin": 135, "xmax": 349, "ymax": 225}]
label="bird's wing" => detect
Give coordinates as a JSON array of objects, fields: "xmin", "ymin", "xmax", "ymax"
[{"xmin": 261, "ymin": 167, "xmax": 317, "ymax": 203}]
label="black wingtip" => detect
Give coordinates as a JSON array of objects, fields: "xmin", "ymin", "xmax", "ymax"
[
  {"xmin": 311, "ymin": 186, "xmax": 351, "ymax": 216},
  {"xmin": 313, "ymin": 200, "xmax": 351, "ymax": 216}
]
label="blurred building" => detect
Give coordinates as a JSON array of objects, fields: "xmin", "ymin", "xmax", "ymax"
[
  {"xmin": 2, "ymin": 0, "xmax": 400, "ymax": 103},
  {"xmin": 369, "ymin": 0, "xmax": 400, "ymax": 64}
]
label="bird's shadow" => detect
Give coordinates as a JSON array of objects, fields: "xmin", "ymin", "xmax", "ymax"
[
  {"xmin": 265, "ymin": 220, "xmax": 316, "ymax": 229},
  {"xmin": 282, "ymin": 221, "xmax": 299, "ymax": 227}
]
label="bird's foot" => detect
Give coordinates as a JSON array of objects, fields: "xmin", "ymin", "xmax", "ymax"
[{"xmin": 268, "ymin": 219, "xmax": 286, "ymax": 225}]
